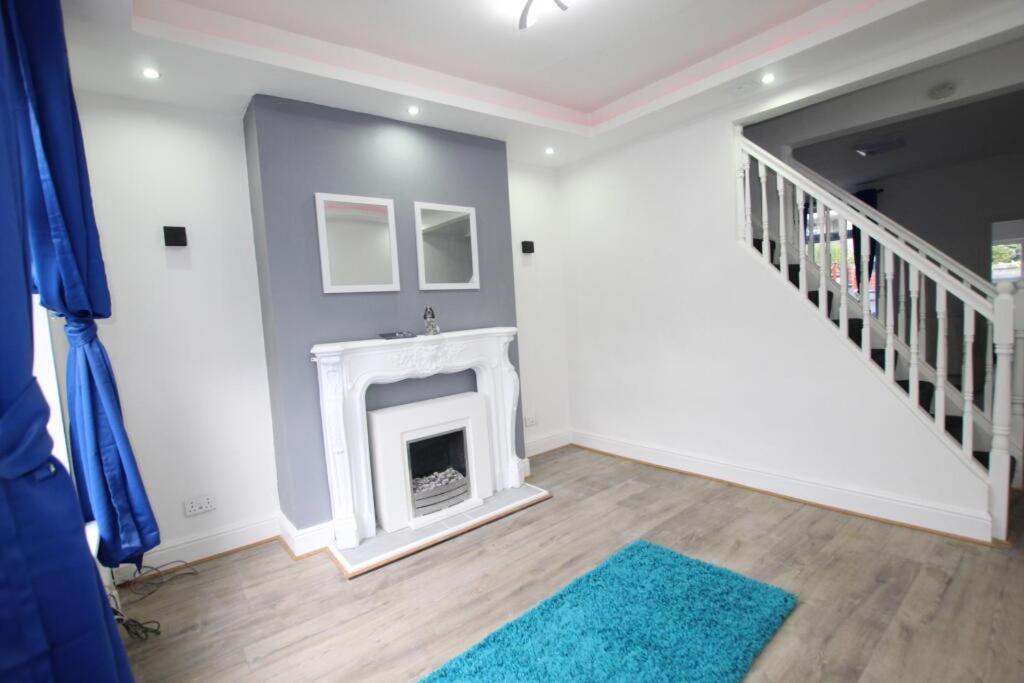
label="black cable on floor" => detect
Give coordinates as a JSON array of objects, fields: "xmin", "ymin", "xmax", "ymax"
[
  {"xmin": 112, "ymin": 607, "xmax": 161, "ymax": 641},
  {"xmin": 127, "ymin": 559, "xmax": 200, "ymax": 600},
  {"xmin": 107, "ymin": 559, "xmax": 200, "ymax": 640}
]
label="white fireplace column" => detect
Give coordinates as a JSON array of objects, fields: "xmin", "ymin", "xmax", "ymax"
[{"xmin": 312, "ymin": 327, "xmax": 525, "ymax": 549}]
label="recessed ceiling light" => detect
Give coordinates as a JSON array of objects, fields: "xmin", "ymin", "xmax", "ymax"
[
  {"xmin": 545, "ymin": 147, "xmax": 555, "ymax": 156},
  {"xmin": 407, "ymin": 105, "xmax": 420, "ymax": 116},
  {"xmin": 760, "ymin": 72, "xmax": 776, "ymax": 85},
  {"xmin": 141, "ymin": 67, "xmax": 160, "ymax": 80}
]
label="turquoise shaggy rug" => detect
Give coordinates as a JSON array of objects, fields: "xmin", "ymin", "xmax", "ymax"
[{"xmin": 422, "ymin": 540, "xmax": 796, "ymax": 682}]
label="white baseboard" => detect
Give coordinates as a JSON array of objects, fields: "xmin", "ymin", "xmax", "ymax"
[
  {"xmin": 278, "ymin": 513, "xmax": 333, "ymax": 557},
  {"xmin": 526, "ymin": 430, "xmax": 573, "ymax": 457},
  {"xmin": 571, "ymin": 429, "xmax": 993, "ymax": 542},
  {"xmin": 112, "ymin": 513, "xmax": 280, "ymax": 583}
]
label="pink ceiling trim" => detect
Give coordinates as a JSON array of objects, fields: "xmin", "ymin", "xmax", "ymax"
[
  {"xmin": 590, "ymin": 0, "xmax": 885, "ymax": 125},
  {"xmin": 134, "ymin": 0, "xmax": 894, "ymax": 131}
]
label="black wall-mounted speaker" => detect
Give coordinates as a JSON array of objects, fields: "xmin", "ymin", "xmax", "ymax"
[
  {"xmin": 163, "ymin": 226, "xmax": 187, "ymax": 247},
  {"xmin": 521, "ymin": 240, "xmax": 535, "ymax": 254}
]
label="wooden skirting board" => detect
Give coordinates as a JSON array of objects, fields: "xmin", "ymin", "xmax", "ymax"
[{"xmin": 120, "ymin": 443, "xmax": 1010, "ymax": 591}]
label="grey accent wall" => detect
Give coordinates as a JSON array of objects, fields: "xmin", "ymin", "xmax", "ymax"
[{"xmin": 244, "ymin": 96, "xmax": 522, "ymax": 528}]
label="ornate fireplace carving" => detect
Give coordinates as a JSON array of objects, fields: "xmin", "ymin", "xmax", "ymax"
[{"xmin": 311, "ymin": 328, "xmax": 524, "ymax": 549}]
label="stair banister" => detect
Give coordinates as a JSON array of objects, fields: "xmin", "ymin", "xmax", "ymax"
[
  {"xmin": 781, "ymin": 152, "xmax": 996, "ymax": 301},
  {"xmin": 797, "ymin": 188, "xmax": 808, "ymax": 296},
  {"xmin": 860, "ymin": 228, "xmax": 871, "ymax": 360},
  {"xmin": 909, "ymin": 266, "xmax": 921, "ymax": 406},
  {"xmin": 839, "ymin": 220, "xmax": 849, "ymax": 336},
  {"xmin": 739, "ymin": 137, "xmax": 995, "ymax": 317},
  {"xmin": 884, "ymin": 250, "xmax": 896, "ymax": 380},
  {"xmin": 935, "ymin": 286, "xmax": 948, "ymax": 428},
  {"xmin": 759, "ymin": 163, "xmax": 770, "ymax": 263},
  {"xmin": 737, "ymin": 132, "xmax": 1022, "ymax": 539},
  {"xmin": 963, "ymin": 310, "xmax": 976, "ymax": 461},
  {"xmin": 777, "ymin": 175, "xmax": 788, "ymax": 274}
]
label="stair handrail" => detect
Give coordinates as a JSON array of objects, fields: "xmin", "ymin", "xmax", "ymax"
[
  {"xmin": 738, "ymin": 136, "xmax": 995, "ymax": 319},
  {"xmin": 781, "ymin": 153, "xmax": 997, "ymax": 303}
]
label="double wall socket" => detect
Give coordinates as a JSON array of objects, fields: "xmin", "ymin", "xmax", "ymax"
[{"xmin": 184, "ymin": 495, "xmax": 216, "ymax": 517}]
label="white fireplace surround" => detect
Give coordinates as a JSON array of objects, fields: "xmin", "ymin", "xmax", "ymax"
[{"xmin": 312, "ymin": 327, "xmax": 525, "ymax": 549}]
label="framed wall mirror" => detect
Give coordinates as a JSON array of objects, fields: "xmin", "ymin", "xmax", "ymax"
[
  {"xmin": 414, "ymin": 202, "xmax": 480, "ymax": 290},
  {"xmin": 315, "ymin": 193, "xmax": 400, "ymax": 293}
]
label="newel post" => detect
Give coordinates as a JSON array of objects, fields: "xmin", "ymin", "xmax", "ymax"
[
  {"xmin": 989, "ymin": 282, "xmax": 1014, "ymax": 540},
  {"xmin": 1011, "ymin": 281, "xmax": 1024, "ymax": 488}
]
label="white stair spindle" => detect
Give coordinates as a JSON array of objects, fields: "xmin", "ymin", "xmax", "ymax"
[
  {"xmin": 839, "ymin": 220, "xmax": 849, "ymax": 337},
  {"xmin": 962, "ymin": 307, "xmax": 975, "ymax": 461},
  {"xmin": 777, "ymin": 175, "xmax": 788, "ymax": 274},
  {"xmin": 742, "ymin": 156, "xmax": 753, "ymax": 246},
  {"xmin": 876, "ymin": 244, "xmax": 886, "ymax": 323},
  {"xmin": 797, "ymin": 189, "xmax": 808, "ymax": 296},
  {"xmin": 984, "ymin": 321, "xmax": 994, "ymax": 417},
  {"xmin": 920, "ymin": 278, "xmax": 928, "ymax": 367},
  {"xmin": 934, "ymin": 285, "xmax": 947, "ymax": 428},
  {"xmin": 759, "ymin": 163, "xmax": 770, "ymax": 263},
  {"xmin": 860, "ymin": 226, "xmax": 871, "ymax": 359},
  {"xmin": 909, "ymin": 265, "xmax": 921, "ymax": 406},
  {"xmin": 897, "ymin": 258, "xmax": 907, "ymax": 343},
  {"xmin": 989, "ymin": 282, "xmax": 1014, "ymax": 542},
  {"xmin": 818, "ymin": 201, "xmax": 828, "ymax": 315},
  {"xmin": 884, "ymin": 249, "xmax": 895, "ymax": 380}
]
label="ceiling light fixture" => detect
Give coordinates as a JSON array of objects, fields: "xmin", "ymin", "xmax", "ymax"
[
  {"xmin": 141, "ymin": 67, "xmax": 161, "ymax": 80},
  {"xmin": 407, "ymin": 105, "xmax": 420, "ymax": 116},
  {"xmin": 760, "ymin": 72, "xmax": 775, "ymax": 85},
  {"xmin": 519, "ymin": 0, "xmax": 569, "ymax": 30},
  {"xmin": 545, "ymin": 146, "xmax": 555, "ymax": 156}
]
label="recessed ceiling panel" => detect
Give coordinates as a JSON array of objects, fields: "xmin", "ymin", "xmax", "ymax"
[{"xmin": 176, "ymin": 0, "xmax": 832, "ymax": 111}]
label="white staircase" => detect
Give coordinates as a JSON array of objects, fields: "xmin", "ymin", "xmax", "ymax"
[{"xmin": 736, "ymin": 133, "xmax": 1022, "ymax": 542}]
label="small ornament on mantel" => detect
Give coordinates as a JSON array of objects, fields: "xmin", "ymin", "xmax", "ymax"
[{"xmin": 423, "ymin": 306, "xmax": 440, "ymax": 336}]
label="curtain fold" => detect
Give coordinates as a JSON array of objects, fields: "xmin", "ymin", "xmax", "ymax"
[
  {"xmin": 1, "ymin": 0, "xmax": 154, "ymax": 677},
  {"xmin": 8, "ymin": 0, "xmax": 159, "ymax": 569}
]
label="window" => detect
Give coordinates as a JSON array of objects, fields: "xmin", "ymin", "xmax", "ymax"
[
  {"xmin": 992, "ymin": 240, "xmax": 1023, "ymax": 282},
  {"xmin": 32, "ymin": 296, "xmax": 70, "ymax": 471}
]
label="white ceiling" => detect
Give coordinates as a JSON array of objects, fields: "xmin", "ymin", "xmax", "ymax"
[
  {"xmin": 62, "ymin": 0, "xmax": 1024, "ymax": 166},
  {"xmin": 171, "ymin": 0, "xmax": 831, "ymax": 111}
]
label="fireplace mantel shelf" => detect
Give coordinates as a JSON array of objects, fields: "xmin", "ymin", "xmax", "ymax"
[
  {"xmin": 311, "ymin": 326, "xmax": 526, "ymax": 552},
  {"xmin": 311, "ymin": 326, "xmax": 517, "ymax": 356}
]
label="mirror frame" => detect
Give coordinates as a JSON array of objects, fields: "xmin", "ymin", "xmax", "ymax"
[
  {"xmin": 414, "ymin": 201, "xmax": 480, "ymax": 291},
  {"xmin": 315, "ymin": 192, "xmax": 401, "ymax": 294}
]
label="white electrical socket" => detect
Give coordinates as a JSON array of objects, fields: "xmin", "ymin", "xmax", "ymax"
[
  {"xmin": 184, "ymin": 495, "xmax": 216, "ymax": 517},
  {"xmin": 525, "ymin": 416, "xmax": 538, "ymax": 428}
]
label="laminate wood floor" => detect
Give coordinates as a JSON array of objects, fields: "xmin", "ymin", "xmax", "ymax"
[{"xmin": 121, "ymin": 446, "xmax": 1024, "ymax": 682}]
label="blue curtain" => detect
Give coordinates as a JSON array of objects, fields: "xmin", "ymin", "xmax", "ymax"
[
  {"xmin": 8, "ymin": 0, "xmax": 159, "ymax": 569},
  {"xmin": 1, "ymin": 0, "xmax": 154, "ymax": 678}
]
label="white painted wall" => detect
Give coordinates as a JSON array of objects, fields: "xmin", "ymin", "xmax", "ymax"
[
  {"xmin": 74, "ymin": 92, "xmax": 280, "ymax": 567},
  {"xmin": 508, "ymin": 163, "xmax": 572, "ymax": 455},
  {"xmin": 557, "ymin": 107, "xmax": 991, "ymax": 539}
]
